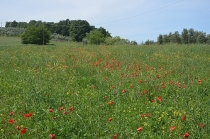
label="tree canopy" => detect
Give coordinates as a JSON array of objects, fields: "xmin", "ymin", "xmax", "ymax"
[{"xmin": 21, "ymin": 25, "xmax": 51, "ymax": 45}]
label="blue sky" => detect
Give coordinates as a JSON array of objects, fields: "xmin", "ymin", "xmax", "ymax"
[{"xmin": 1, "ymin": 0, "xmax": 210, "ymax": 43}]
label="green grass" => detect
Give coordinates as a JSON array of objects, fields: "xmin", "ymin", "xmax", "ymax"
[{"xmin": 0, "ymin": 37, "xmax": 209, "ymax": 139}]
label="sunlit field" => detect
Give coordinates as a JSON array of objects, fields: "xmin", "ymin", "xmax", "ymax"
[{"xmin": 0, "ymin": 37, "xmax": 209, "ymax": 139}]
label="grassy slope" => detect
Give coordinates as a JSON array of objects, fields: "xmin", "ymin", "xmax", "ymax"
[{"xmin": 0, "ymin": 37, "xmax": 209, "ymax": 138}]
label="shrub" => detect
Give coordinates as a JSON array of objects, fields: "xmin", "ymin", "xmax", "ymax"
[{"xmin": 21, "ymin": 25, "xmax": 51, "ymax": 45}]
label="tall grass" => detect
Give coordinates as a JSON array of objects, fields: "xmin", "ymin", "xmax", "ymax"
[{"xmin": 0, "ymin": 37, "xmax": 209, "ymax": 138}]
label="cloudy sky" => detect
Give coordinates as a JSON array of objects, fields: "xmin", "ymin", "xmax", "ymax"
[{"xmin": 1, "ymin": 0, "xmax": 210, "ymax": 43}]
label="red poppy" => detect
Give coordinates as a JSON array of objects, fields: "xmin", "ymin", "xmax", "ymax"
[
  {"xmin": 49, "ymin": 133, "xmax": 56, "ymax": 139},
  {"xmin": 60, "ymin": 106, "xmax": 64, "ymax": 111},
  {"xmin": 122, "ymin": 89, "xmax": 127, "ymax": 93},
  {"xmin": 137, "ymin": 127, "xmax": 143, "ymax": 132},
  {"xmin": 108, "ymin": 118, "xmax": 113, "ymax": 122},
  {"xmin": 157, "ymin": 96, "xmax": 162, "ymax": 102},
  {"xmin": 148, "ymin": 113, "xmax": 152, "ymax": 117},
  {"xmin": 20, "ymin": 128, "xmax": 27, "ymax": 134},
  {"xmin": 92, "ymin": 85, "xmax": 96, "ymax": 89},
  {"xmin": 9, "ymin": 111, "xmax": 14, "ymax": 116},
  {"xmin": 8, "ymin": 119, "xmax": 14, "ymax": 124},
  {"xmin": 198, "ymin": 80, "xmax": 202, "ymax": 85},
  {"xmin": 139, "ymin": 80, "xmax": 143, "ymax": 83},
  {"xmin": 198, "ymin": 123, "xmax": 205, "ymax": 128},
  {"xmin": 23, "ymin": 112, "xmax": 32, "ymax": 118},
  {"xmin": 48, "ymin": 109, "xmax": 53, "ymax": 113},
  {"xmin": 16, "ymin": 125, "xmax": 20, "ymax": 130},
  {"xmin": 68, "ymin": 108, "xmax": 75, "ymax": 112},
  {"xmin": 182, "ymin": 115, "xmax": 186, "ymax": 121},
  {"xmin": 113, "ymin": 134, "xmax": 118, "ymax": 139},
  {"xmin": 144, "ymin": 90, "xmax": 149, "ymax": 94},
  {"xmin": 183, "ymin": 132, "xmax": 189, "ymax": 138},
  {"xmin": 63, "ymin": 111, "xmax": 68, "ymax": 115},
  {"xmin": 108, "ymin": 101, "xmax": 114, "ymax": 105},
  {"xmin": 169, "ymin": 126, "xmax": 176, "ymax": 131},
  {"xmin": 151, "ymin": 99, "xmax": 155, "ymax": 102},
  {"xmin": 141, "ymin": 114, "xmax": 145, "ymax": 118}
]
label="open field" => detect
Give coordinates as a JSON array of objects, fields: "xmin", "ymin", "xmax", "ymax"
[{"xmin": 0, "ymin": 37, "xmax": 210, "ymax": 139}]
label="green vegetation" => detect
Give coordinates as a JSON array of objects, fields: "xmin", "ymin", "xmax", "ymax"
[
  {"xmin": 21, "ymin": 26, "xmax": 51, "ymax": 45},
  {"xmin": 0, "ymin": 37, "xmax": 209, "ymax": 138}
]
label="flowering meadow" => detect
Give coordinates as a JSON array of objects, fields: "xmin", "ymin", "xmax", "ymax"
[{"xmin": 0, "ymin": 37, "xmax": 209, "ymax": 138}]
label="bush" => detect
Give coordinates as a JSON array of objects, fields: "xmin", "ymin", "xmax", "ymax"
[
  {"xmin": 51, "ymin": 33, "xmax": 71, "ymax": 42},
  {"xmin": 0, "ymin": 27, "xmax": 25, "ymax": 36},
  {"xmin": 21, "ymin": 25, "xmax": 51, "ymax": 45}
]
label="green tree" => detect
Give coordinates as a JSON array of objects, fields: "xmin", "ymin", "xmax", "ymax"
[
  {"xmin": 21, "ymin": 25, "xmax": 51, "ymax": 45},
  {"xmin": 86, "ymin": 29, "xmax": 105, "ymax": 44},
  {"xmin": 196, "ymin": 31, "xmax": 206, "ymax": 44},
  {"xmin": 188, "ymin": 28, "xmax": 196, "ymax": 43},
  {"xmin": 181, "ymin": 28, "xmax": 189, "ymax": 44},
  {"xmin": 97, "ymin": 27, "xmax": 111, "ymax": 38},
  {"xmin": 157, "ymin": 34, "xmax": 163, "ymax": 44},
  {"xmin": 70, "ymin": 20, "xmax": 91, "ymax": 42}
]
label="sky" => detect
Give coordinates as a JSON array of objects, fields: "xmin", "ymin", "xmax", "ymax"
[{"xmin": 1, "ymin": 0, "xmax": 210, "ymax": 43}]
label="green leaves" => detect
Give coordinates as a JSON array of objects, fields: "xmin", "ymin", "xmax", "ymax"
[
  {"xmin": 69, "ymin": 20, "xmax": 91, "ymax": 42},
  {"xmin": 21, "ymin": 25, "xmax": 51, "ymax": 45}
]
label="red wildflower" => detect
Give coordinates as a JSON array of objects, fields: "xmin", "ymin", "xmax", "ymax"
[
  {"xmin": 49, "ymin": 133, "xmax": 56, "ymax": 139},
  {"xmin": 108, "ymin": 118, "xmax": 113, "ymax": 122},
  {"xmin": 53, "ymin": 117, "xmax": 57, "ymax": 120},
  {"xmin": 182, "ymin": 115, "xmax": 186, "ymax": 121},
  {"xmin": 16, "ymin": 125, "xmax": 20, "ymax": 130},
  {"xmin": 148, "ymin": 113, "xmax": 152, "ymax": 117},
  {"xmin": 137, "ymin": 127, "xmax": 143, "ymax": 132},
  {"xmin": 198, "ymin": 123, "xmax": 205, "ymax": 128},
  {"xmin": 20, "ymin": 128, "xmax": 27, "ymax": 134},
  {"xmin": 198, "ymin": 80, "xmax": 202, "ymax": 85},
  {"xmin": 151, "ymin": 99, "xmax": 155, "ymax": 102},
  {"xmin": 139, "ymin": 80, "xmax": 143, "ymax": 83},
  {"xmin": 63, "ymin": 111, "xmax": 68, "ymax": 115},
  {"xmin": 122, "ymin": 89, "xmax": 127, "ymax": 93},
  {"xmin": 68, "ymin": 107, "xmax": 75, "ymax": 112},
  {"xmin": 170, "ymin": 126, "xmax": 176, "ymax": 131},
  {"xmin": 60, "ymin": 106, "xmax": 64, "ymax": 111},
  {"xmin": 23, "ymin": 112, "xmax": 32, "ymax": 118},
  {"xmin": 141, "ymin": 114, "xmax": 145, "ymax": 118},
  {"xmin": 113, "ymin": 134, "xmax": 118, "ymax": 139},
  {"xmin": 144, "ymin": 90, "xmax": 149, "ymax": 94},
  {"xmin": 183, "ymin": 132, "xmax": 189, "ymax": 138},
  {"xmin": 92, "ymin": 85, "xmax": 96, "ymax": 89},
  {"xmin": 9, "ymin": 111, "xmax": 14, "ymax": 116},
  {"xmin": 108, "ymin": 101, "xmax": 114, "ymax": 105},
  {"xmin": 48, "ymin": 109, "xmax": 53, "ymax": 113},
  {"xmin": 8, "ymin": 119, "xmax": 14, "ymax": 124},
  {"xmin": 157, "ymin": 96, "xmax": 162, "ymax": 102}
]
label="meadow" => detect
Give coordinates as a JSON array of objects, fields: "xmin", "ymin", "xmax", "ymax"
[{"xmin": 0, "ymin": 36, "xmax": 209, "ymax": 139}]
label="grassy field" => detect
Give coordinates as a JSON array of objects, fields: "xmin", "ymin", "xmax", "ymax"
[{"xmin": 0, "ymin": 36, "xmax": 209, "ymax": 139}]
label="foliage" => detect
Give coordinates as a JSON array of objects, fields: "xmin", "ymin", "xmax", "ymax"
[
  {"xmin": 157, "ymin": 34, "xmax": 163, "ymax": 44},
  {"xmin": 0, "ymin": 38, "xmax": 209, "ymax": 138},
  {"xmin": 21, "ymin": 25, "xmax": 51, "ymax": 45},
  {"xmin": 181, "ymin": 28, "xmax": 189, "ymax": 44},
  {"xmin": 69, "ymin": 20, "xmax": 91, "ymax": 42},
  {"xmin": 0, "ymin": 27, "xmax": 25, "ymax": 36},
  {"xmin": 144, "ymin": 40, "xmax": 155, "ymax": 45},
  {"xmin": 51, "ymin": 33, "xmax": 71, "ymax": 42},
  {"xmin": 86, "ymin": 29, "xmax": 105, "ymax": 44},
  {"xmin": 105, "ymin": 36, "xmax": 135, "ymax": 45}
]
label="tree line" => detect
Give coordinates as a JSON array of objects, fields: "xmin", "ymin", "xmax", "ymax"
[
  {"xmin": 5, "ymin": 19, "xmax": 138, "ymax": 45},
  {"xmin": 156, "ymin": 28, "xmax": 210, "ymax": 45}
]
